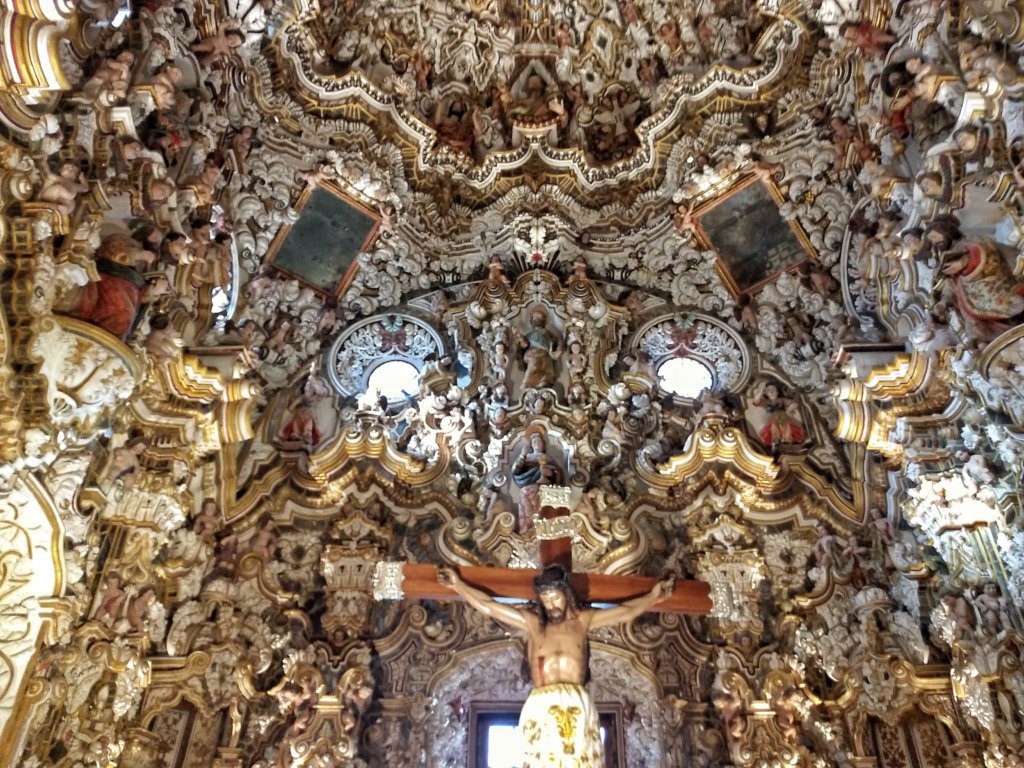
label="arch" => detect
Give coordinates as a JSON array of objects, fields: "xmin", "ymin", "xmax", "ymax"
[
  {"xmin": 0, "ymin": 473, "xmax": 65, "ymax": 765},
  {"xmin": 423, "ymin": 639, "xmax": 671, "ymax": 766},
  {"xmin": 632, "ymin": 312, "xmax": 750, "ymax": 395},
  {"xmin": 325, "ymin": 314, "xmax": 445, "ymax": 398}
]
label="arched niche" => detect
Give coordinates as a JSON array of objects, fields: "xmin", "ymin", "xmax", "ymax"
[{"xmin": 423, "ymin": 639, "xmax": 671, "ymax": 767}]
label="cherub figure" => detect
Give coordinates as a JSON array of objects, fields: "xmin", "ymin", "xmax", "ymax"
[
  {"xmin": 180, "ymin": 163, "xmax": 223, "ymax": 208},
  {"xmin": 576, "ymin": 486, "xmax": 604, "ymax": 524},
  {"xmin": 842, "ymin": 534, "xmax": 873, "ymax": 586},
  {"xmin": 798, "ymin": 262, "xmax": 838, "ymax": 296},
  {"xmin": 840, "ymin": 22, "xmax": 896, "ymax": 56},
  {"xmin": 772, "ymin": 686, "xmax": 805, "ymax": 744},
  {"xmin": 316, "ymin": 305, "xmax": 341, "ymax": 338},
  {"xmin": 491, "ymin": 341, "xmax": 509, "ymax": 384},
  {"xmin": 695, "ymin": 387, "xmax": 727, "ymax": 419},
  {"xmin": 191, "ymin": 24, "xmax": 246, "ymax": 66},
  {"xmin": 142, "ymin": 62, "xmax": 184, "ymax": 110},
  {"xmin": 956, "ymin": 450, "xmax": 996, "ymax": 492},
  {"xmin": 94, "ymin": 572, "xmax": 127, "ymax": 623},
  {"xmin": 673, "ymin": 201, "xmax": 698, "ymax": 235},
  {"xmin": 127, "ymin": 588, "xmax": 156, "ymax": 633},
  {"xmin": 813, "ymin": 524, "xmax": 846, "ymax": 571},
  {"xmin": 735, "ymin": 294, "xmax": 758, "ymax": 335},
  {"xmin": 95, "ymin": 436, "xmax": 148, "ymax": 492},
  {"xmin": 485, "ymin": 254, "xmax": 511, "ymax": 286},
  {"xmin": 250, "ymin": 517, "xmax": 278, "ymax": 560},
  {"xmin": 36, "ymin": 162, "xmax": 89, "ymax": 215},
  {"xmin": 939, "ymin": 588, "xmax": 975, "ymax": 642},
  {"xmin": 339, "ymin": 667, "xmax": 374, "ymax": 720},
  {"xmin": 867, "ymin": 507, "xmax": 895, "ymax": 562},
  {"xmin": 144, "ymin": 315, "xmax": 183, "ymax": 362},
  {"xmin": 478, "ymin": 484, "xmax": 511, "ymax": 523},
  {"xmin": 565, "ymin": 338, "xmax": 587, "ymax": 383},
  {"xmin": 710, "ymin": 681, "xmax": 746, "ymax": 740},
  {"xmin": 905, "ymin": 56, "xmax": 962, "ymax": 115},
  {"xmin": 973, "ymin": 581, "xmax": 1012, "ymax": 637},
  {"xmin": 78, "ymin": 50, "xmax": 135, "ymax": 103},
  {"xmin": 566, "ymin": 257, "xmax": 590, "ymax": 286},
  {"xmin": 280, "ymin": 676, "xmax": 320, "ymax": 736},
  {"xmin": 488, "ymin": 405, "xmax": 510, "ymax": 437},
  {"xmin": 192, "ymin": 498, "xmax": 220, "ymax": 545},
  {"xmin": 377, "ymin": 203, "xmax": 396, "ymax": 235}
]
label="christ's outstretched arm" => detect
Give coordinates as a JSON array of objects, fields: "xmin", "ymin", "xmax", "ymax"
[
  {"xmin": 438, "ymin": 566, "xmax": 529, "ymax": 632},
  {"xmin": 588, "ymin": 575, "xmax": 675, "ymax": 629}
]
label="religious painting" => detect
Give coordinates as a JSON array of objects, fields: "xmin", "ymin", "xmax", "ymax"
[
  {"xmin": 268, "ymin": 181, "xmax": 380, "ymax": 297},
  {"xmin": 695, "ymin": 176, "xmax": 812, "ymax": 294}
]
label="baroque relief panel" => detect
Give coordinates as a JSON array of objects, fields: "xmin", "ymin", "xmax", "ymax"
[{"xmin": 0, "ymin": 476, "xmax": 63, "ymax": 765}]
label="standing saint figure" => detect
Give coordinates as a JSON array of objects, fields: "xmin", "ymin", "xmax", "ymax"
[
  {"xmin": 939, "ymin": 239, "xmax": 1024, "ymax": 341},
  {"xmin": 512, "ymin": 428, "xmax": 564, "ymax": 532},
  {"xmin": 280, "ymin": 375, "xmax": 330, "ymax": 449},
  {"xmin": 437, "ymin": 564, "xmax": 673, "ymax": 768},
  {"xmin": 750, "ymin": 380, "xmax": 805, "ymax": 447},
  {"xmin": 517, "ymin": 307, "xmax": 562, "ymax": 389}
]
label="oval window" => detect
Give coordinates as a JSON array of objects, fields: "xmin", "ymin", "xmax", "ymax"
[
  {"xmin": 657, "ymin": 357, "xmax": 714, "ymax": 399},
  {"xmin": 366, "ymin": 360, "xmax": 421, "ymax": 402}
]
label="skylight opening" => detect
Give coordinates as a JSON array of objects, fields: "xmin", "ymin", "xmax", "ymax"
[
  {"xmin": 366, "ymin": 360, "xmax": 420, "ymax": 403},
  {"xmin": 657, "ymin": 357, "xmax": 714, "ymax": 399}
]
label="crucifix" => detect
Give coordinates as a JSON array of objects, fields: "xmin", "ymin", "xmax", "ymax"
[{"xmin": 372, "ymin": 485, "xmax": 712, "ymax": 767}]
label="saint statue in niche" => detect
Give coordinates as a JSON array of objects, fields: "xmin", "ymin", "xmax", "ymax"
[
  {"xmin": 746, "ymin": 379, "xmax": 806, "ymax": 448},
  {"xmin": 511, "ymin": 426, "xmax": 564, "ymax": 532},
  {"xmin": 280, "ymin": 375, "xmax": 331, "ymax": 449},
  {"xmin": 516, "ymin": 306, "xmax": 562, "ymax": 389}
]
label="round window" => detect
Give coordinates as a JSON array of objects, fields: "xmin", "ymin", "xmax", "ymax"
[
  {"xmin": 366, "ymin": 360, "xmax": 421, "ymax": 402},
  {"xmin": 657, "ymin": 357, "xmax": 714, "ymax": 399}
]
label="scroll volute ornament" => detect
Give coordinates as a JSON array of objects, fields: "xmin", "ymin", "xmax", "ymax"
[{"xmin": 321, "ymin": 511, "xmax": 393, "ymax": 639}]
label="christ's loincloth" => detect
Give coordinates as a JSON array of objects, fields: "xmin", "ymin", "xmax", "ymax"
[{"xmin": 518, "ymin": 683, "xmax": 603, "ymax": 768}]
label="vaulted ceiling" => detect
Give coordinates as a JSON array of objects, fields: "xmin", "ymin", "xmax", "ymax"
[{"xmin": 1, "ymin": 0, "xmax": 1024, "ymax": 766}]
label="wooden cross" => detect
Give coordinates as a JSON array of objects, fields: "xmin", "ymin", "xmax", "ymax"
[{"xmin": 373, "ymin": 486, "xmax": 712, "ymax": 616}]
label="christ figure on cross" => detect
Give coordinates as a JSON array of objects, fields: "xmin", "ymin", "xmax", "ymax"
[{"xmin": 437, "ymin": 563, "xmax": 674, "ymax": 767}]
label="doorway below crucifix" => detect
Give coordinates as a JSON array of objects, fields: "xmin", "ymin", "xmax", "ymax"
[
  {"xmin": 418, "ymin": 642, "xmax": 668, "ymax": 766},
  {"xmin": 470, "ymin": 701, "xmax": 624, "ymax": 768}
]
